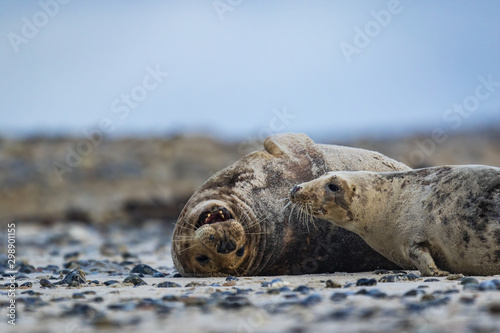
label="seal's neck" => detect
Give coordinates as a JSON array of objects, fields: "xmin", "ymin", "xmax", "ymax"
[{"xmin": 349, "ymin": 173, "xmax": 398, "ymax": 238}]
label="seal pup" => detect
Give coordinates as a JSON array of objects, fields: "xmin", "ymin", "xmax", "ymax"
[
  {"xmin": 289, "ymin": 165, "xmax": 500, "ymax": 276},
  {"xmin": 172, "ymin": 133, "xmax": 410, "ymax": 276}
]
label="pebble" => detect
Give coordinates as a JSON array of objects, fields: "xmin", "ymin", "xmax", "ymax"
[
  {"xmin": 356, "ymin": 278, "xmax": 377, "ymax": 286},
  {"xmin": 157, "ymin": 281, "xmax": 181, "ymax": 288},
  {"xmin": 64, "ymin": 303, "xmax": 98, "ymax": 318},
  {"xmin": 262, "ymin": 278, "xmax": 289, "ymax": 288},
  {"xmin": 62, "ymin": 268, "xmax": 87, "ymax": 285},
  {"xmin": 487, "ymin": 302, "xmax": 500, "ymax": 315},
  {"xmin": 226, "ymin": 276, "xmax": 239, "ymax": 281},
  {"xmin": 152, "ymin": 272, "xmax": 166, "ymax": 278},
  {"xmin": 403, "ymin": 289, "xmax": 425, "ymax": 297},
  {"xmin": 122, "ymin": 275, "xmax": 147, "ymax": 286},
  {"xmin": 103, "ymin": 280, "xmax": 120, "ymax": 286},
  {"xmin": 325, "ymin": 280, "xmax": 342, "ymax": 288},
  {"xmin": 130, "ymin": 264, "xmax": 158, "ymax": 275},
  {"xmin": 460, "ymin": 277, "xmax": 479, "ymax": 286},
  {"xmin": 478, "ymin": 280, "xmax": 497, "ymax": 291},
  {"xmin": 406, "ymin": 296, "xmax": 451, "ymax": 312},
  {"xmin": 293, "ymin": 285, "xmax": 312, "ymax": 294},
  {"xmin": 373, "ymin": 269, "xmax": 390, "ymax": 275},
  {"xmin": 219, "ymin": 296, "xmax": 251, "ymax": 309},
  {"xmin": 40, "ymin": 279, "xmax": 55, "ymax": 288},
  {"xmin": 423, "ymin": 278, "xmax": 440, "ymax": 282},
  {"xmin": 330, "ymin": 292, "xmax": 348, "ymax": 302},
  {"xmin": 72, "ymin": 293, "xmax": 86, "ymax": 299},
  {"xmin": 20, "ymin": 281, "xmax": 33, "ymax": 288},
  {"xmin": 301, "ymin": 294, "xmax": 322, "ymax": 306}
]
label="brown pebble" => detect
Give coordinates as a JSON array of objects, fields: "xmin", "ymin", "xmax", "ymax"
[{"xmin": 325, "ymin": 280, "xmax": 342, "ymax": 288}]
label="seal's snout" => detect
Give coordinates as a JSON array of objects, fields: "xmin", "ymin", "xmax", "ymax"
[
  {"xmin": 290, "ymin": 185, "xmax": 302, "ymax": 199},
  {"xmin": 217, "ymin": 238, "xmax": 237, "ymax": 254}
]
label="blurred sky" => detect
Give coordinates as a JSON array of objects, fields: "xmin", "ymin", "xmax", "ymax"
[{"xmin": 0, "ymin": 0, "xmax": 499, "ymax": 141}]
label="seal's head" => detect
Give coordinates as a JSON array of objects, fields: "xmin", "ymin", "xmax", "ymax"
[
  {"xmin": 289, "ymin": 172, "xmax": 356, "ymax": 227},
  {"xmin": 172, "ymin": 198, "xmax": 260, "ymax": 277}
]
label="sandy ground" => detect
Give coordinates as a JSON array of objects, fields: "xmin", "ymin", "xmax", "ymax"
[{"xmin": 1, "ymin": 222, "xmax": 500, "ymax": 333}]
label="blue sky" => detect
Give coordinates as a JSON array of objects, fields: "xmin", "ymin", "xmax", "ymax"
[{"xmin": 0, "ymin": 0, "xmax": 499, "ymax": 141}]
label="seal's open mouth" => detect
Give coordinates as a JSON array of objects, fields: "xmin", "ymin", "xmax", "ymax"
[{"xmin": 197, "ymin": 207, "xmax": 233, "ymax": 228}]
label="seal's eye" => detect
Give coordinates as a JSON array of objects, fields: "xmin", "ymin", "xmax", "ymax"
[
  {"xmin": 236, "ymin": 246, "xmax": 245, "ymax": 257},
  {"xmin": 196, "ymin": 255, "xmax": 210, "ymax": 265},
  {"xmin": 328, "ymin": 183, "xmax": 340, "ymax": 192}
]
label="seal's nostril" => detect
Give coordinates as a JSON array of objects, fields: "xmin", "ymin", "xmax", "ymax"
[{"xmin": 290, "ymin": 185, "xmax": 302, "ymax": 198}]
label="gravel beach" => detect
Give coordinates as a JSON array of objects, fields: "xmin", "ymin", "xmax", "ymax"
[{"xmin": 1, "ymin": 222, "xmax": 500, "ymax": 333}]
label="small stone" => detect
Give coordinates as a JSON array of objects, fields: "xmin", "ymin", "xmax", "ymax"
[
  {"xmin": 93, "ymin": 296, "xmax": 104, "ymax": 303},
  {"xmin": 185, "ymin": 281, "xmax": 207, "ymax": 287},
  {"xmin": 157, "ymin": 281, "xmax": 181, "ymax": 288},
  {"xmin": 293, "ymin": 285, "xmax": 311, "ymax": 294},
  {"xmin": 19, "ymin": 264, "xmax": 36, "ymax": 274},
  {"xmin": 301, "ymin": 294, "xmax": 322, "ymax": 306},
  {"xmin": 267, "ymin": 288, "xmax": 281, "ymax": 295},
  {"xmin": 222, "ymin": 281, "xmax": 236, "ymax": 287},
  {"xmin": 478, "ymin": 280, "xmax": 497, "ymax": 291},
  {"xmin": 226, "ymin": 276, "xmax": 239, "ymax": 281},
  {"xmin": 219, "ymin": 296, "xmax": 251, "ymax": 309},
  {"xmin": 446, "ymin": 274, "xmax": 464, "ymax": 280},
  {"xmin": 20, "ymin": 282, "xmax": 33, "ymax": 288},
  {"xmin": 366, "ymin": 289, "xmax": 386, "ymax": 299},
  {"xmin": 172, "ymin": 273, "xmax": 182, "ymax": 278},
  {"xmin": 63, "ymin": 251, "xmax": 81, "ymax": 260},
  {"xmin": 460, "ymin": 277, "xmax": 479, "ymax": 286},
  {"xmin": 487, "ymin": 302, "xmax": 500, "ymax": 315},
  {"xmin": 330, "ymin": 292, "xmax": 348, "ymax": 302},
  {"xmin": 103, "ymin": 280, "xmax": 120, "ymax": 286},
  {"xmin": 269, "ymin": 279, "xmax": 288, "ymax": 288},
  {"xmin": 88, "ymin": 280, "xmax": 100, "ymax": 285},
  {"xmin": 62, "ymin": 268, "xmax": 86, "ymax": 285},
  {"xmin": 373, "ymin": 269, "xmax": 390, "ymax": 275},
  {"xmin": 130, "ymin": 264, "xmax": 158, "ymax": 275},
  {"xmin": 392, "ymin": 270, "xmax": 407, "ymax": 274},
  {"xmin": 72, "ymin": 293, "xmax": 85, "ymax": 299},
  {"xmin": 405, "ymin": 273, "xmax": 421, "ymax": 281},
  {"xmin": 423, "ymin": 278, "xmax": 439, "ymax": 282},
  {"xmin": 460, "ymin": 296, "xmax": 476, "ymax": 304},
  {"xmin": 379, "ymin": 275, "xmax": 397, "ymax": 283},
  {"xmin": 403, "ymin": 289, "xmax": 424, "ymax": 297},
  {"xmin": 162, "ymin": 295, "xmax": 179, "ymax": 301},
  {"xmin": 152, "ymin": 272, "xmax": 166, "ymax": 278},
  {"xmin": 40, "ymin": 279, "xmax": 55, "ymax": 288},
  {"xmin": 122, "ymin": 275, "xmax": 147, "ymax": 286},
  {"xmin": 443, "ymin": 289, "xmax": 460, "ymax": 295},
  {"xmin": 64, "ymin": 303, "xmax": 98, "ymax": 318},
  {"xmin": 82, "ymin": 290, "xmax": 97, "ymax": 295},
  {"xmin": 356, "ymin": 278, "xmax": 377, "ymax": 286},
  {"xmin": 325, "ymin": 280, "xmax": 342, "ymax": 288}
]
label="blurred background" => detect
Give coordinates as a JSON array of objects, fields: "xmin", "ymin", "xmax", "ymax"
[{"xmin": 1, "ymin": 0, "xmax": 499, "ymax": 224}]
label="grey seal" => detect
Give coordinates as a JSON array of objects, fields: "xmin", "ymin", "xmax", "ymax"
[
  {"xmin": 289, "ymin": 165, "xmax": 500, "ymax": 276},
  {"xmin": 172, "ymin": 133, "xmax": 410, "ymax": 276}
]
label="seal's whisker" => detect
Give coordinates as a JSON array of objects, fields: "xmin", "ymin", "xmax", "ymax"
[
  {"xmin": 277, "ymin": 197, "xmax": 289, "ymax": 202},
  {"xmin": 178, "ymin": 243, "xmax": 198, "ymax": 254},
  {"xmin": 280, "ymin": 200, "xmax": 292, "ymax": 213}
]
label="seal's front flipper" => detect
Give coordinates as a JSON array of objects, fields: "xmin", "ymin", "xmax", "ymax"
[
  {"xmin": 264, "ymin": 133, "xmax": 314, "ymax": 157},
  {"xmin": 408, "ymin": 243, "xmax": 449, "ymax": 277}
]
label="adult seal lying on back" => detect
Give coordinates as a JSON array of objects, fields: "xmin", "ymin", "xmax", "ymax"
[
  {"xmin": 172, "ymin": 133, "xmax": 410, "ymax": 276},
  {"xmin": 289, "ymin": 165, "xmax": 500, "ymax": 276}
]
